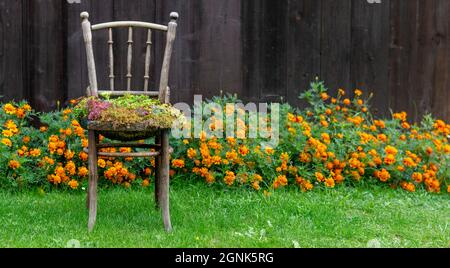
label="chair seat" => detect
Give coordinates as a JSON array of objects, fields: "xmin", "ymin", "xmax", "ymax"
[{"xmin": 86, "ymin": 120, "xmax": 170, "ymax": 141}]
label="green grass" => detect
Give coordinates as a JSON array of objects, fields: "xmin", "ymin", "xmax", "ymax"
[{"xmin": 0, "ymin": 181, "xmax": 449, "ymax": 248}]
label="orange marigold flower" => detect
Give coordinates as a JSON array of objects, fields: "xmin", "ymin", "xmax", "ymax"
[
  {"xmin": 40, "ymin": 126, "xmax": 48, "ymax": 132},
  {"xmin": 172, "ymin": 159, "xmax": 185, "ymax": 169},
  {"xmin": 384, "ymin": 154, "xmax": 396, "ymax": 165},
  {"xmin": 374, "ymin": 169, "xmax": 390, "ymax": 182},
  {"xmin": 142, "ymin": 179, "xmax": 150, "ymax": 188},
  {"xmin": 224, "ymin": 171, "xmax": 236, "ymax": 186},
  {"xmin": 2, "ymin": 129, "xmax": 14, "ymax": 137},
  {"xmin": 321, "ymin": 93, "xmax": 329, "ymax": 101},
  {"xmin": 79, "ymin": 151, "xmax": 88, "ymax": 162},
  {"xmin": 315, "ymin": 172, "xmax": 325, "ymax": 182},
  {"xmin": 22, "ymin": 136, "xmax": 30, "ymax": 144},
  {"xmin": 22, "ymin": 104, "xmax": 32, "ymax": 112},
  {"xmin": 78, "ymin": 167, "xmax": 88, "ymax": 177},
  {"xmin": 354, "ymin": 89, "xmax": 363, "ymax": 97},
  {"xmin": 325, "ymin": 178, "xmax": 335, "ymax": 188},
  {"xmin": 343, "ymin": 98, "xmax": 351, "ymax": 106},
  {"xmin": 8, "ymin": 160, "xmax": 20, "ymax": 169},
  {"xmin": 68, "ymin": 180, "xmax": 79, "ymax": 190},
  {"xmin": 29, "ymin": 148, "xmax": 41, "ymax": 157},
  {"xmin": 412, "ymin": 172, "xmax": 423, "ymax": 183},
  {"xmin": 238, "ymin": 145, "xmax": 250, "ymax": 156},
  {"xmin": 16, "ymin": 108, "xmax": 26, "ymax": 119}
]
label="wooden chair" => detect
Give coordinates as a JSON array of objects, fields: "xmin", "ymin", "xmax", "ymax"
[{"xmin": 80, "ymin": 11, "xmax": 178, "ymax": 232}]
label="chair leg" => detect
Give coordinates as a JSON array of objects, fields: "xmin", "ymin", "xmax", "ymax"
[
  {"xmin": 159, "ymin": 130, "xmax": 172, "ymax": 232},
  {"xmin": 154, "ymin": 132, "xmax": 162, "ymax": 208},
  {"xmin": 87, "ymin": 131, "xmax": 99, "ymax": 232}
]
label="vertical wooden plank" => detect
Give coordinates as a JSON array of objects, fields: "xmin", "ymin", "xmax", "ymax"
[
  {"xmin": 242, "ymin": 0, "xmax": 288, "ymax": 103},
  {"xmin": 156, "ymin": 0, "xmax": 201, "ymax": 103},
  {"xmin": 67, "ymin": 0, "xmax": 114, "ymax": 100},
  {"xmin": 242, "ymin": 0, "xmax": 260, "ymax": 103},
  {"xmin": 431, "ymin": 0, "xmax": 450, "ymax": 121},
  {"xmin": 27, "ymin": 0, "xmax": 65, "ymax": 111},
  {"xmin": 320, "ymin": 0, "xmax": 352, "ymax": 96},
  {"xmin": 286, "ymin": 0, "xmax": 322, "ymax": 108},
  {"xmin": 351, "ymin": 0, "xmax": 390, "ymax": 116},
  {"xmin": 0, "ymin": 0, "xmax": 25, "ymax": 102},
  {"xmin": 114, "ymin": 0, "xmax": 156, "ymax": 92},
  {"xmin": 429, "ymin": 0, "xmax": 450, "ymax": 122}
]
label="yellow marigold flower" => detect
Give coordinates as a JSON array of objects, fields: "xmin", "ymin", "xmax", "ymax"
[
  {"xmin": 338, "ymin": 88, "xmax": 346, "ymax": 96},
  {"xmin": 3, "ymin": 104, "xmax": 16, "ymax": 115},
  {"xmin": 252, "ymin": 181, "xmax": 261, "ymax": 191},
  {"xmin": 2, "ymin": 138, "xmax": 12, "ymax": 147},
  {"xmin": 325, "ymin": 178, "xmax": 335, "ymax": 188},
  {"xmin": 264, "ymin": 146, "xmax": 274, "ymax": 155},
  {"xmin": 172, "ymin": 159, "xmax": 185, "ymax": 169},
  {"xmin": 384, "ymin": 146, "xmax": 398, "ymax": 156},
  {"xmin": 78, "ymin": 167, "xmax": 88, "ymax": 177},
  {"xmin": 9, "ymin": 160, "xmax": 20, "ymax": 169},
  {"xmin": 2, "ymin": 129, "xmax": 14, "ymax": 137},
  {"xmin": 354, "ymin": 89, "xmax": 363, "ymax": 97},
  {"xmin": 68, "ymin": 180, "xmax": 79, "ymax": 190}
]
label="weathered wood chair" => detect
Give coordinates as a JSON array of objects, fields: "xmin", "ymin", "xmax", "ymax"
[{"xmin": 80, "ymin": 11, "xmax": 178, "ymax": 232}]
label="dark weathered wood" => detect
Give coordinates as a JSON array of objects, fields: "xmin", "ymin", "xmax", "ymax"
[
  {"xmin": 96, "ymin": 143, "xmax": 161, "ymax": 149},
  {"xmin": 320, "ymin": 0, "xmax": 352, "ymax": 96},
  {"xmin": 286, "ymin": 0, "xmax": 321, "ymax": 107},
  {"xmin": 2, "ymin": 0, "xmax": 450, "ymax": 121},
  {"xmin": 155, "ymin": 132, "xmax": 161, "ymax": 208},
  {"xmin": 27, "ymin": 0, "xmax": 65, "ymax": 111},
  {"xmin": 351, "ymin": 0, "xmax": 390, "ymax": 116},
  {"xmin": 0, "ymin": 0, "xmax": 25, "ymax": 102}
]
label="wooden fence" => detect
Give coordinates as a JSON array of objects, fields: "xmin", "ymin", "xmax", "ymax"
[{"xmin": 0, "ymin": 0, "xmax": 449, "ymax": 121}]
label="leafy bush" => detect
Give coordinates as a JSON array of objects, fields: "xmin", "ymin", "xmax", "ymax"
[{"xmin": 0, "ymin": 80, "xmax": 449, "ymax": 194}]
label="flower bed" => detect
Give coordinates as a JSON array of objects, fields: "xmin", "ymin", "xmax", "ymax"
[{"xmin": 0, "ymin": 80, "xmax": 449, "ymax": 193}]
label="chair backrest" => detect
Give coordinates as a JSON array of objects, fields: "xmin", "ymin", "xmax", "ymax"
[{"xmin": 80, "ymin": 11, "xmax": 178, "ymax": 104}]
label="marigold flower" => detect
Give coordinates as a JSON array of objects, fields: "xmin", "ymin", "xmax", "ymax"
[
  {"xmin": 22, "ymin": 104, "xmax": 32, "ymax": 112},
  {"xmin": 325, "ymin": 178, "xmax": 335, "ymax": 188},
  {"xmin": 2, "ymin": 138, "xmax": 12, "ymax": 147},
  {"xmin": 343, "ymin": 99, "xmax": 351, "ymax": 106},
  {"xmin": 172, "ymin": 159, "xmax": 185, "ymax": 169},
  {"xmin": 22, "ymin": 136, "xmax": 30, "ymax": 144},
  {"xmin": 354, "ymin": 89, "xmax": 363, "ymax": 97},
  {"xmin": 9, "ymin": 160, "xmax": 20, "ymax": 170},
  {"xmin": 142, "ymin": 179, "xmax": 150, "ymax": 188},
  {"xmin": 30, "ymin": 148, "xmax": 41, "ymax": 157},
  {"xmin": 79, "ymin": 152, "xmax": 88, "ymax": 162},
  {"xmin": 384, "ymin": 146, "xmax": 398, "ymax": 156},
  {"xmin": 321, "ymin": 93, "xmax": 329, "ymax": 101},
  {"xmin": 16, "ymin": 108, "xmax": 25, "ymax": 119},
  {"xmin": 2, "ymin": 129, "xmax": 14, "ymax": 137},
  {"xmin": 78, "ymin": 167, "xmax": 88, "ymax": 177},
  {"xmin": 3, "ymin": 104, "xmax": 16, "ymax": 115},
  {"xmin": 224, "ymin": 171, "xmax": 236, "ymax": 186},
  {"xmin": 68, "ymin": 180, "xmax": 79, "ymax": 189}
]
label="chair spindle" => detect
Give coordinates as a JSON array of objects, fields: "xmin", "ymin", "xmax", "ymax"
[
  {"xmin": 108, "ymin": 28, "xmax": 115, "ymax": 91},
  {"xmin": 144, "ymin": 29, "xmax": 152, "ymax": 92},
  {"xmin": 126, "ymin": 27, "xmax": 133, "ymax": 91}
]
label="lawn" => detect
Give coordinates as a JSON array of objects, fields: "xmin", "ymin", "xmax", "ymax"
[{"xmin": 0, "ymin": 180, "xmax": 448, "ymax": 248}]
